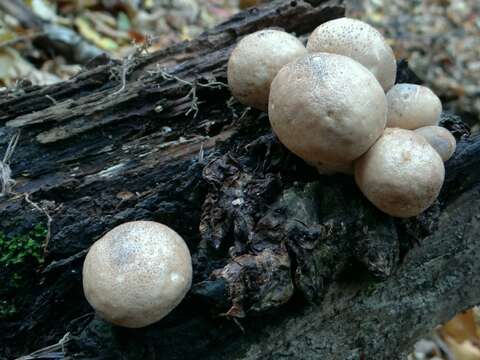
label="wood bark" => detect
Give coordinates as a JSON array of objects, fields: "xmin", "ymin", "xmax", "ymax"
[{"xmin": 0, "ymin": 1, "xmax": 479, "ymax": 359}]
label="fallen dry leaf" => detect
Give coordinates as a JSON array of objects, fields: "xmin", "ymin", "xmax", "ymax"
[{"xmin": 445, "ymin": 338, "xmax": 480, "ymax": 360}]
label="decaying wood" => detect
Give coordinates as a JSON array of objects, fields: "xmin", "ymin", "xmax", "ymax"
[{"xmin": 0, "ymin": 1, "xmax": 479, "ymax": 359}]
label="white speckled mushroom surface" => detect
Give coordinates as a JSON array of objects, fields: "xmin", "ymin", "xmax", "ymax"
[
  {"xmin": 307, "ymin": 17, "xmax": 397, "ymax": 91},
  {"xmin": 355, "ymin": 128, "xmax": 445, "ymax": 218},
  {"xmin": 386, "ymin": 83, "xmax": 442, "ymax": 129},
  {"xmin": 415, "ymin": 125, "xmax": 457, "ymax": 162},
  {"xmin": 269, "ymin": 53, "xmax": 387, "ymax": 168},
  {"xmin": 82, "ymin": 221, "xmax": 192, "ymax": 328},
  {"xmin": 227, "ymin": 29, "xmax": 307, "ymax": 111}
]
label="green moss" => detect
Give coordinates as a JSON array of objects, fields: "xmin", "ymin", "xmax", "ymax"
[
  {"xmin": 0, "ymin": 223, "xmax": 46, "ymax": 289},
  {"xmin": 0, "ymin": 223, "xmax": 46, "ymax": 268},
  {"xmin": 364, "ymin": 282, "xmax": 377, "ymax": 296},
  {"xmin": 0, "ymin": 299, "xmax": 16, "ymax": 319},
  {"xmin": 0, "ymin": 224, "xmax": 47, "ymax": 319}
]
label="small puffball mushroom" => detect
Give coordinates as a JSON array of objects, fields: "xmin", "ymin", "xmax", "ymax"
[
  {"xmin": 82, "ymin": 221, "xmax": 192, "ymax": 328},
  {"xmin": 307, "ymin": 18, "xmax": 397, "ymax": 91},
  {"xmin": 415, "ymin": 126, "xmax": 457, "ymax": 162},
  {"xmin": 355, "ymin": 128, "xmax": 445, "ymax": 218},
  {"xmin": 269, "ymin": 53, "xmax": 387, "ymax": 167},
  {"xmin": 227, "ymin": 29, "xmax": 307, "ymax": 111},
  {"xmin": 386, "ymin": 84, "xmax": 442, "ymax": 129}
]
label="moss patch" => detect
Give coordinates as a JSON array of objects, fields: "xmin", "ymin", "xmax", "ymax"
[
  {"xmin": 0, "ymin": 223, "xmax": 47, "ymax": 319},
  {"xmin": 0, "ymin": 223, "xmax": 46, "ymax": 268}
]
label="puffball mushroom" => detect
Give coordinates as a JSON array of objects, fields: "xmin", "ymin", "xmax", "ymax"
[
  {"xmin": 306, "ymin": 18, "xmax": 397, "ymax": 91},
  {"xmin": 386, "ymin": 84, "xmax": 442, "ymax": 129},
  {"xmin": 82, "ymin": 221, "xmax": 192, "ymax": 328},
  {"xmin": 415, "ymin": 125, "xmax": 457, "ymax": 162},
  {"xmin": 227, "ymin": 29, "xmax": 307, "ymax": 111},
  {"xmin": 269, "ymin": 53, "xmax": 387, "ymax": 168},
  {"xmin": 355, "ymin": 128, "xmax": 445, "ymax": 218}
]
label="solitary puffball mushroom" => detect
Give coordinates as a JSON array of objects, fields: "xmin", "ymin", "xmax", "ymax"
[
  {"xmin": 415, "ymin": 125, "xmax": 457, "ymax": 162},
  {"xmin": 306, "ymin": 18, "xmax": 397, "ymax": 91},
  {"xmin": 386, "ymin": 83, "xmax": 442, "ymax": 129},
  {"xmin": 82, "ymin": 221, "xmax": 192, "ymax": 328},
  {"xmin": 269, "ymin": 53, "xmax": 387, "ymax": 168},
  {"xmin": 355, "ymin": 128, "xmax": 445, "ymax": 218},
  {"xmin": 227, "ymin": 29, "xmax": 307, "ymax": 111}
]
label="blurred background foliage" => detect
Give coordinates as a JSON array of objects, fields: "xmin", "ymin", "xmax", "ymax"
[{"xmin": 0, "ymin": 0, "xmax": 240, "ymax": 85}]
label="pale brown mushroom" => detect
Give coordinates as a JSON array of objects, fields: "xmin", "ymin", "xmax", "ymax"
[
  {"xmin": 307, "ymin": 18, "xmax": 397, "ymax": 91},
  {"xmin": 82, "ymin": 221, "xmax": 192, "ymax": 328},
  {"xmin": 355, "ymin": 128, "xmax": 445, "ymax": 218},
  {"xmin": 414, "ymin": 126, "xmax": 457, "ymax": 162},
  {"xmin": 268, "ymin": 53, "xmax": 387, "ymax": 170},
  {"xmin": 386, "ymin": 84, "xmax": 442, "ymax": 129},
  {"xmin": 227, "ymin": 29, "xmax": 307, "ymax": 111}
]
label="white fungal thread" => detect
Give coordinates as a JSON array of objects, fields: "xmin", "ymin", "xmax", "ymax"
[
  {"xmin": 0, "ymin": 131, "xmax": 20, "ymax": 196},
  {"xmin": 111, "ymin": 37, "xmax": 153, "ymax": 96},
  {"xmin": 157, "ymin": 67, "xmax": 227, "ymax": 118}
]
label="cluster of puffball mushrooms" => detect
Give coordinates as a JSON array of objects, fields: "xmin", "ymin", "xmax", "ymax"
[
  {"xmin": 228, "ymin": 17, "xmax": 456, "ymax": 218},
  {"xmin": 82, "ymin": 18, "xmax": 456, "ymax": 329}
]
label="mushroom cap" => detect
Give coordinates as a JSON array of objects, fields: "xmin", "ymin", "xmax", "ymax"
[
  {"xmin": 355, "ymin": 128, "xmax": 445, "ymax": 218},
  {"xmin": 306, "ymin": 18, "xmax": 397, "ymax": 91},
  {"xmin": 82, "ymin": 221, "xmax": 192, "ymax": 328},
  {"xmin": 386, "ymin": 84, "xmax": 442, "ymax": 129},
  {"xmin": 227, "ymin": 29, "xmax": 307, "ymax": 111},
  {"xmin": 269, "ymin": 53, "xmax": 387, "ymax": 166},
  {"xmin": 414, "ymin": 125, "xmax": 457, "ymax": 162}
]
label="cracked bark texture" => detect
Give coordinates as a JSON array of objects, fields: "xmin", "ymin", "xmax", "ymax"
[{"xmin": 0, "ymin": 1, "xmax": 479, "ymax": 359}]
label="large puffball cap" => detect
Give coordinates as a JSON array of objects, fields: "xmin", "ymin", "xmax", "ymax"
[
  {"xmin": 386, "ymin": 83, "xmax": 442, "ymax": 129},
  {"xmin": 355, "ymin": 128, "xmax": 445, "ymax": 218},
  {"xmin": 268, "ymin": 52, "xmax": 387, "ymax": 168},
  {"xmin": 415, "ymin": 125, "xmax": 456, "ymax": 162},
  {"xmin": 227, "ymin": 29, "xmax": 307, "ymax": 111},
  {"xmin": 82, "ymin": 221, "xmax": 192, "ymax": 328},
  {"xmin": 307, "ymin": 17, "xmax": 397, "ymax": 91}
]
